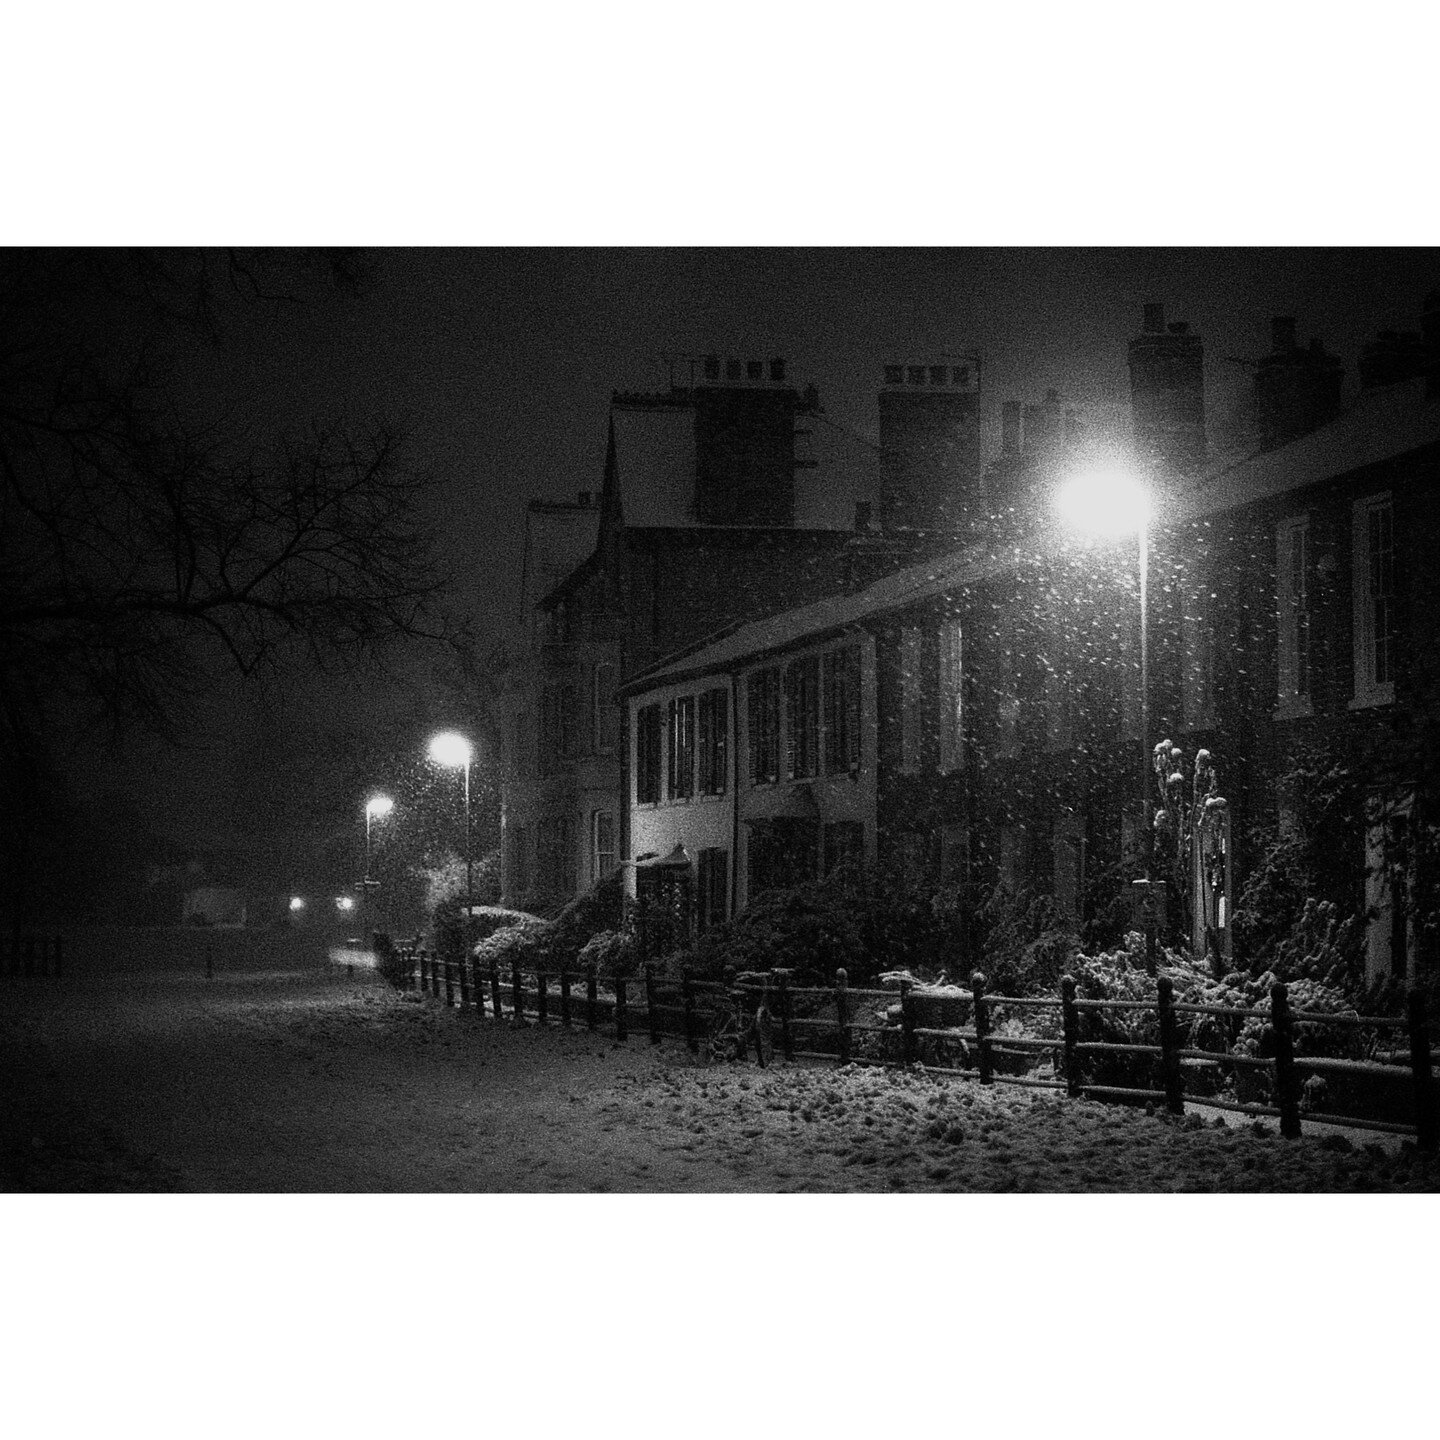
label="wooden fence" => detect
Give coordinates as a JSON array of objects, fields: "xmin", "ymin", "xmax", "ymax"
[
  {"xmin": 393, "ymin": 940, "xmax": 1438, "ymax": 1153},
  {"xmin": 0, "ymin": 933, "xmax": 63, "ymax": 979}
]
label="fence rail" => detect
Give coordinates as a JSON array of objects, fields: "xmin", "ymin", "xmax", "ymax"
[{"xmin": 384, "ymin": 938, "xmax": 1438, "ymax": 1154}]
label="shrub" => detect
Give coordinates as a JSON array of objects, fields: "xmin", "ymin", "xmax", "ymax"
[
  {"xmin": 970, "ymin": 881, "xmax": 1079, "ymax": 996},
  {"xmin": 469, "ymin": 870, "xmax": 626, "ymax": 977},
  {"xmin": 373, "ymin": 931, "xmax": 410, "ymax": 990},
  {"xmin": 576, "ymin": 927, "xmax": 639, "ymax": 979}
]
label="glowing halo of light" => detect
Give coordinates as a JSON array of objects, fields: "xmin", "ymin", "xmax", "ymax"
[
  {"xmin": 289, "ymin": 896, "xmax": 305, "ymax": 911},
  {"xmin": 336, "ymin": 895, "xmax": 355, "ymax": 912},
  {"xmin": 427, "ymin": 731, "xmax": 473, "ymax": 769},
  {"xmin": 365, "ymin": 793, "xmax": 394, "ymax": 820},
  {"xmin": 1056, "ymin": 468, "xmax": 1150, "ymax": 536}
]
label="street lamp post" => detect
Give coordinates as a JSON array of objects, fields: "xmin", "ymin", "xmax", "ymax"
[
  {"xmin": 1057, "ymin": 466, "xmax": 1158, "ymax": 975},
  {"xmin": 427, "ymin": 731, "xmax": 474, "ymax": 922},
  {"xmin": 364, "ymin": 794, "xmax": 394, "ymax": 944}
]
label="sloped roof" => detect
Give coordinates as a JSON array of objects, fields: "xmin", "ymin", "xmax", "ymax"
[
  {"xmin": 623, "ymin": 542, "xmax": 997, "ymax": 692},
  {"xmin": 1179, "ymin": 376, "xmax": 1440, "ymax": 518}
]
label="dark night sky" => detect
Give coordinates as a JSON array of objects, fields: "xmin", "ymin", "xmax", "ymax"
[
  {"xmin": 16, "ymin": 5, "xmax": 1436, "ymax": 881},
  {"xmin": 208, "ymin": 247, "xmax": 1440, "ymax": 630},
  {"xmin": 95, "ymin": 246, "xmax": 1440, "ymax": 865}
]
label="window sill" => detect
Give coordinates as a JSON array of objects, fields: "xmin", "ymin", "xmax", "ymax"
[{"xmin": 1349, "ymin": 686, "xmax": 1395, "ymax": 712}]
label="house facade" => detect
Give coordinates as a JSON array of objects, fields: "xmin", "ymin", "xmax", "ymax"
[
  {"xmin": 492, "ymin": 354, "xmax": 984, "ymax": 913},
  {"xmin": 619, "ymin": 296, "xmax": 1440, "ymax": 987}
]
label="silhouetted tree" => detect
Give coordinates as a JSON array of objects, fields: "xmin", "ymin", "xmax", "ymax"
[{"xmin": 0, "ymin": 249, "xmax": 454, "ymax": 928}]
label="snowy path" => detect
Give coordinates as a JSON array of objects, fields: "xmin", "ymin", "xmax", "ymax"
[{"xmin": 4, "ymin": 969, "xmax": 1438, "ymax": 1192}]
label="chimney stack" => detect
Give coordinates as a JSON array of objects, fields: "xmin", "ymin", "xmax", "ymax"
[
  {"xmin": 1254, "ymin": 316, "xmax": 1343, "ymax": 449},
  {"xmin": 1129, "ymin": 304, "xmax": 1207, "ymax": 475}
]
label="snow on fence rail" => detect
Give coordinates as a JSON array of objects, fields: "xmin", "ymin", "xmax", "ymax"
[
  {"xmin": 0, "ymin": 933, "xmax": 63, "ymax": 979},
  {"xmin": 387, "ymin": 937, "xmax": 1439, "ymax": 1154}
]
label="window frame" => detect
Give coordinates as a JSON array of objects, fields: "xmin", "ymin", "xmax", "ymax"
[
  {"xmin": 1351, "ymin": 492, "xmax": 1396, "ymax": 710},
  {"xmin": 1275, "ymin": 513, "xmax": 1313, "ymax": 719}
]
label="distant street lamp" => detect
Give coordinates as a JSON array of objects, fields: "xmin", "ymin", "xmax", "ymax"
[
  {"xmin": 362, "ymin": 793, "xmax": 394, "ymax": 944},
  {"xmin": 427, "ymin": 731, "xmax": 474, "ymax": 922},
  {"xmin": 1057, "ymin": 465, "xmax": 1159, "ymax": 974}
]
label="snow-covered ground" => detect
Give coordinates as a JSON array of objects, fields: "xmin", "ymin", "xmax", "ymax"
[{"xmin": 3, "ymin": 961, "xmax": 1437, "ymax": 1192}]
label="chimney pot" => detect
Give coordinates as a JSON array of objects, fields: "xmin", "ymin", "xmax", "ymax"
[
  {"xmin": 769, "ymin": 357, "xmax": 786, "ymax": 382},
  {"xmin": 1143, "ymin": 303, "xmax": 1164, "ymax": 334}
]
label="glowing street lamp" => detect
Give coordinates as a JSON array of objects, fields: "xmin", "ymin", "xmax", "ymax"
[
  {"xmin": 427, "ymin": 731, "xmax": 474, "ymax": 923},
  {"xmin": 362, "ymin": 793, "xmax": 394, "ymax": 942},
  {"xmin": 1057, "ymin": 464, "xmax": 1158, "ymax": 975}
]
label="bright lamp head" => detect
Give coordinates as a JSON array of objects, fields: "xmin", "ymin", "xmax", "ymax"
[
  {"xmin": 427, "ymin": 731, "xmax": 472, "ymax": 768},
  {"xmin": 1057, "ymin": 468, "xmax": 1150, "ymax": 536},
  {"xmin": 365, "ymin": 794, "xmax": 394, "ymax": 820}
]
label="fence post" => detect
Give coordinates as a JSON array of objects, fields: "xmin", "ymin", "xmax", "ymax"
[
  {"xmin": 559, "ymin": 970, "xmax": 572, "ymax": 1028},
  {"xmin": 489, "ymin": 958, "xmax": 503, "ymax": 1022},
  {"xmin": 645, "ymin": 963, "xmax": 661, "ymax": 1045},
  {"xmin": 1156, "ymin": 975, "xmax": 1185, "ymax": 1116},
  {"xmin": 1061, "ymin": 975, "xmax": 1081, "ymax": 1098},
  {"xmin": 682, "ymin": 976, "xmax": 698, "ymax": 1054},
  {"xmin": 1407, "ymin": 988, "xmax": 1438, "ymax": 1154},
  {"xmin": 1271, "ymin": 981, "xmax": 1302, "ymax": 1140},
  {"xmin": 443, "ymin": 944, "xmax": 455, "ymax": 1007},
  {"xmin": 537, "ymin": 971, "xmax": 549, "ymax": 1025},
  {"xmin": 511, "ymin": 962, "xmax": 524, "ymax": 1027},
  {"xmin": 836, "ymin": 968, "xmax": 850, "ymax": 1065},
  {"xmin": 776, "ymin": 970, "xmax": 794, "ymax": 1063},
  {"xmin": 971, "ymin": 971, "xmax": 993, "ymax": 1085},
  {"xmin": 900, "ymin": 979, "xmax": 917, "ymax": 1065},
  {"xmin": 586, "ymin": 962, "xmax": 598, "ymax": 1031},
  {"xmin": 458, "ymin": 942, "xmax": 472, "ymax": 1011},
  {"xmin": 615, "ymin": 975, "xmax": 628, "ymax": 1043}
]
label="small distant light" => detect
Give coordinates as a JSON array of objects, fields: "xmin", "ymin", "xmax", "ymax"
[
  {"xmin": 336, "ymin": 896, "xmax": 355, "ymax": 912},
  {"xmin": 289, "ymin": 897, "xmax": 305, "ymax": 911}
]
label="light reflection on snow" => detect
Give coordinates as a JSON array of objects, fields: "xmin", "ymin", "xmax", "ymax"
[{"xmin": 328, "ymin": 944, "xmax": 377, "ymax": 970}]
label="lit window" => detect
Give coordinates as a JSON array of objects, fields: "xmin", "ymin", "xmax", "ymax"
[
  {"xmin": 1352, "ymin": 494, "xmax": 1396, "ymax": 708},
  {"xmin": 667, "ymin": 695, "xmax": 696, "ymax": 799},
  {"xmin": 591, "ymin": 810, "xmax": 615, "ymax": 884}
]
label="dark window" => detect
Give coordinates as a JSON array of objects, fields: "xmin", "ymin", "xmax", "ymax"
[
  {"xmin": 559, "ymin": 682, "xmax": 577, "ymax": 759},
  {"xmin": 823, "ymin": 821, "xmax": 865, "ymax": 875},
  {"xmin": 668, "ymin": 695, "xmax": 696, "ymax": 799},
  {"xmin": 823, "ymin": 645, "xmax": 862, "ymax": 774},
  {"xmin": 698, "ymin": 687, "xmax": 729, "ymax": 796},
  {"xmin": 748, "ymin": 667, "xmax": 781, "ymax": 784},
  {"xmin": 725, "ymin": 358, "xmax": 742, "ymax": 381},
  {"xmin": 636, "ymin": 704, "xmax": 662, "ymax": 804},
  {"xmin": 786, "ymin": 656, "xmax": 820, "ymax": 780},
  {"xmin": 536, "ymin": 816, "xmax": 575, "ymax": 898},
  {"xmin": 748, "ymin": 819, "xmax": 819, "ymax": 896},
  {"xmin": 697, "ymin": 847, "xmax": 729, "ymax": 931}
]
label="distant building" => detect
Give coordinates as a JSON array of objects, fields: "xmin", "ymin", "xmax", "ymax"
[{"xmin": 491, "ymin": 354, "xmax": 982, "ymax": 910}]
